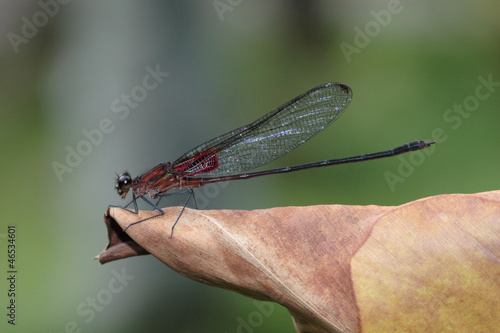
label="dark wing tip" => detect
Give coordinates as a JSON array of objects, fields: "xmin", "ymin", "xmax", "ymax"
[
  {"xmin": 321, "ymin": 82, "xmax": 353, "ymax": 99},
  {"xmin": 338, "ymin": 83, "xmax": 352, "ymax": 95}
]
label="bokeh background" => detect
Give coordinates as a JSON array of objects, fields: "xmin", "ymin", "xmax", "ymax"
[{"xmin": 1, "ymin": 1, "xmax": 499, "ymax": 332}]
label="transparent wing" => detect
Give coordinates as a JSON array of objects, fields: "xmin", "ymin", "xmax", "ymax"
[{"xmin": 173, "ymin": 82, "xmax": 352, "ymax": 177}]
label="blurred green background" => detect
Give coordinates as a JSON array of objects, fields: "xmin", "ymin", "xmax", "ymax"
[{"xmin": 1, "ymin": 1, "xmax": 499, "ymax": 332}]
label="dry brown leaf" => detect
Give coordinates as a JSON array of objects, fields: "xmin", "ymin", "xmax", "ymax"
[{"xmin": 97, "ymin": 190, "xmax": 500, "ymax": 333}]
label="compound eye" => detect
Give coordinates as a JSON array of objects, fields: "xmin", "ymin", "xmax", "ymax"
[{"xmin": 115, "ymin": 172, "xmax": 132, "ymax": 197}]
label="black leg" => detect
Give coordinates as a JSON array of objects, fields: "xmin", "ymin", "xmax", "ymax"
[
  {"xmin": 110, "ymin": 190, "xmax": 195, "ymax": 237},
  {"xmin": 191, "ymin": 189, "xmax": 198, "ymax": 209},
  {"xmin": 122, "ymin": 194, "xmax": 165, "ymax": 231},
  {"xmin": 109, "ymin": 193, "xmax": 140, "ymax": 214},
  {"xmin": 168, "ymin": 190, "xmax": 193, "ymax": 238}
]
